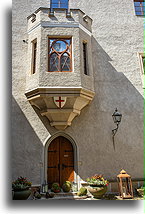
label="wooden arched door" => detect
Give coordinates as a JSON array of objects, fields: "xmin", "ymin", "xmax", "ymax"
[{"xmin": 47, "ymin": 136, "xmax": 74, "ymax": 187}]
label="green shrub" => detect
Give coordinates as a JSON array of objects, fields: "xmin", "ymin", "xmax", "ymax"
[
  {"xmin": 62, "ymin": 182, "xmax": 71, "ymax": 192},
  {"xmin": 65, "ymin": 181, "xmax": 72, "ymax": 188},
  {"xmin": 12, "ymin": 176, "xmax": 32, "ymax": 190},
  {"xmin": 34, "ymin": 192, "xmax": 42, "ymax": 199},
  {"xmin": 77, "ymin": 187, "xmax": 87, "ymax": 196}
]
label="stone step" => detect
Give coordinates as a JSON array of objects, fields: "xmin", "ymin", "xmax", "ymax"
[
  {"xmin": 41, "ymin": 195, "xmax": 91, "ymax": 200},
  {"xmin": 48, "ymin": 191, "xmax": 77, "ymax": 197},
  {"xmin": 37, "ymin": 191, "xmax": 92, "ymax": 200}
]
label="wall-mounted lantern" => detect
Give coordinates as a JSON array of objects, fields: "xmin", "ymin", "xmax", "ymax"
[
  {"xmin": 117, "ymin": 169, "xmax": 133, "ymax": 199},
  {"xmin": 112, "ymin": 108, "xmax": 122, "ymax": 149}
]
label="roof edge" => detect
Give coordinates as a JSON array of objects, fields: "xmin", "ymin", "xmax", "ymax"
[{"xmin": 27, "ymin": 7, "xmax": 93, "ymax": 22}]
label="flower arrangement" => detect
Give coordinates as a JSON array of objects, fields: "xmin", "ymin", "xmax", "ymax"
[
  {"xmin": 12, "ymin": 176, "xmax": 32, "ymax": 191},
  {"xmin": 86, "ymin": 174, "xmax": 109, "ymax": 187},
  {"xmin": 136, "ymin": 186, "xmax": 145, "ymax": 197}
]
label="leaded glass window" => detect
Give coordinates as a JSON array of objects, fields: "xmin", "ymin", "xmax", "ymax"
[
  {"xmin": 48, "ymin": 38, "xmax": 72, "ymax": 72},
  {"xmin": 134, "ymin": 0, "xmax": 145, "ymax": 16},
  {"xmin": 51, "ymin": 0, "xmax": 69, "ymax": 9}
]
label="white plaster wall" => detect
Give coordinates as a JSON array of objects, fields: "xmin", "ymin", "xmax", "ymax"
[{"xmin": 12, "ymin": 0, "xmax": 143, "ymax": 184}]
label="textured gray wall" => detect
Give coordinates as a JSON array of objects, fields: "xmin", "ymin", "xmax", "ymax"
[{"xmin": 12, "ymin": 0, "xmax": 143, "ymax": 184}]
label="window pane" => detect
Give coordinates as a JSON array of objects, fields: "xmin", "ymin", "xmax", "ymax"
[
  {"xmin": 135, "ymin": 11, "xmax": 142, "ymax": 15},
  {"xmin": 51, "ymin": 0, "xmax": 68, "ymax": 9},
  {"xmin": 135, "ymin": 7, "xmax": 142, "ymax": 11},
  {"xmin": 61, "ymin": 53, "xmax": 70, "ymax": 71},
  {"xmin": 134, "ymin": 2, "xmax": 141, "ymax": 6},
  {"xmin": 48, "ymin": 38, "xmax": 71, "ymax": 72},
  {"xmin": 134, "ymin": 1, "xmax": 145, "ymax": 15},
  {"xmin": 61, "ymin": 0, "xmax": 68, "ymax": 3},
  {"xmin": 53, "ymin": 40, "xmax": 67, "ymax": 52},
  {"xmin": 65, "ymin": 39, "xmax": 71, "ymax": 46},
  {"xmin": 49, "ymin": 39, "xmax": 55, "ymax": 46},
  {"xmin": 51, "ymin": 3, "xmax": 58, "ymax": 8},
  {"xmin": 32, "ymin": 40, "xmax": 37, "ymax": 74},
  {"xmin": 50, "ymin": 53, "xmax": 59, "ymax": 71},
  {"xmin": 60, "ymin": 4, "xmax": 68, "ymax": 9},
  {"xmin": 83, "ymin": 42, "xmax": 88, "ymax": 75}
]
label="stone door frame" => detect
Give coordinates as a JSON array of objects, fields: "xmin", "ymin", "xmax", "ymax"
[{"xmin": 44, "ymin": 132, "xmax": 78, "ymax": 187}]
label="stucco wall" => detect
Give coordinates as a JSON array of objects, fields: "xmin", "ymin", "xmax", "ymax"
[{"xmin": 12, "ymin": 0, "xmax": 143, "ymax": 184}]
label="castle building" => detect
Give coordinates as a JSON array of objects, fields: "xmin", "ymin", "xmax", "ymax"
[{"xmin": 12, "ymin": 0, "xmax": 144, "ymax": 191}]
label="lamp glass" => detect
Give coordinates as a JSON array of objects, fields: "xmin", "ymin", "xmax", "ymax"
[{"xmin": 112, "ymin": 109, "xmax": 122, "ymax": 124}]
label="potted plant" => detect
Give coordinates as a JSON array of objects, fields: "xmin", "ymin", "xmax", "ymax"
[
  {"xmin": 62, "ymin": 181, "xmax": 72, "ymax": 192},
  {"xmin": 135, "ymin": 186, "xmax": 144, "ymax": 197},
  {"xmin": 86, "ymin": 174, "xmax": 109, "ymax": 199},
  {"xmin": 77, "ymin": 187, "xmax": 87, "ymax": 196},
  {"xmin": 51, "ymin": 183, "xmax": 61, "ymax": 193},
  {"xmin": 12, "ymin": 176, "xmax": 32, "ymax": 200}
]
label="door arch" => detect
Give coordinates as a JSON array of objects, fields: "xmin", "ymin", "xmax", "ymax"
[{"xmin": 47, "ymin": 136, "xmax": 75, "ymax": 187}]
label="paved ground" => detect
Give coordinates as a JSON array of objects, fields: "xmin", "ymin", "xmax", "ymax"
[{"xmin": 29, "ymin": 192, "xmax": 144, "ymax": 200}]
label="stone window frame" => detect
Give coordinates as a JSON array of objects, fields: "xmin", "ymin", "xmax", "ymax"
[
  {"xmin": 138, "ymin": 53, "xmax": 144, "ymax": 74},
  {"xmin": 31, "ymin": 38, "xmax": 37, "ymax": 74},
  {"xmin": 134, "ymin": 0, "xmax": 145, "ymax": 16},
  {"xmin": 138, "ymin": 52, "xmax": 145, "ymax": 87},
  {"xmin": 48, "ymin": 37, "xmax": 72, "ymax": 72}
]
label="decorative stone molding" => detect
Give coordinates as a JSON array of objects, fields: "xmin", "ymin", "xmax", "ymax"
[{"xmin": 25, "ymin": 87, "xmax": 95, "ymax": 130}]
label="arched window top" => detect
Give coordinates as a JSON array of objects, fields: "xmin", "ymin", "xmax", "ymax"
[{"xmin": 50, "ymin": 0, "xmax": 69, "ymax": 9}]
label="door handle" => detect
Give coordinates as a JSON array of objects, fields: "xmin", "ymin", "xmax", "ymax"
[
  {"xmin": 62, "ymin": 164, "xmax": 74, "ymax": 169},
  {"xmin": 62, "ymin": 164, "xmax": 66, "ymax": 170}
]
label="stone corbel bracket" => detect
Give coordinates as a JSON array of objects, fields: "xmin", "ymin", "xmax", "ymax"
[{"xmin": 25, "ymin": 87, "xmax": 95, "ymax": 130}]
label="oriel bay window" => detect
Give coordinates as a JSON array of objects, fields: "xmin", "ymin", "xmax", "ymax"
[{"xmin": 48, "ymin": 38, "xmax": 72, "ymax": 72}]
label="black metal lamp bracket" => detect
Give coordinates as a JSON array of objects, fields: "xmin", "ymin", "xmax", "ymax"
[
  {"xmin": 112, "ymin": 123, "xmax": 119, "ymax": 150},
  {"xmin": 112, "ymin": 123, "xmax": 119, "ymax": 137}
]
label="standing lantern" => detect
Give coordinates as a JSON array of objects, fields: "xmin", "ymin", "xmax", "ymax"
[
  {"xmin": 41, "ymin": 180, "xmax": 48, "ymax": 193},
  {"xmin": 117, "ymin": 169, "xmax": 133, "ymax": 199}
]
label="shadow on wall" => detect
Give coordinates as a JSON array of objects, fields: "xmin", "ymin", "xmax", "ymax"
[
  {"xmin": 91, "ymin": 36, "xmax": 144, "ymax": 112},
  {"xmin": 11, "ymin": 96, "xmax": 43, "ymax": 183},
  {"xmin": 64, "ymin": 36, "xmax": 144, "ymax": 180},
  {"xmin": 32, "ymin": 105, "xmax": 56, "ymax": 134},
  {"xmin": 67, "ymin": 36, "xmax": 143, "ymax": 131}
]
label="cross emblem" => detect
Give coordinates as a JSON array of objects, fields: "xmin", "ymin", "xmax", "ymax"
[{"xmin": 53, "ymin": 97, "xmax": 67, "ymax": 108}]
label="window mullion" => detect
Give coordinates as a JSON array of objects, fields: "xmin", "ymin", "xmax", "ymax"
[{"xmin": 58, "ymin": 54, "xmax": 61, "ymax": 72}]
